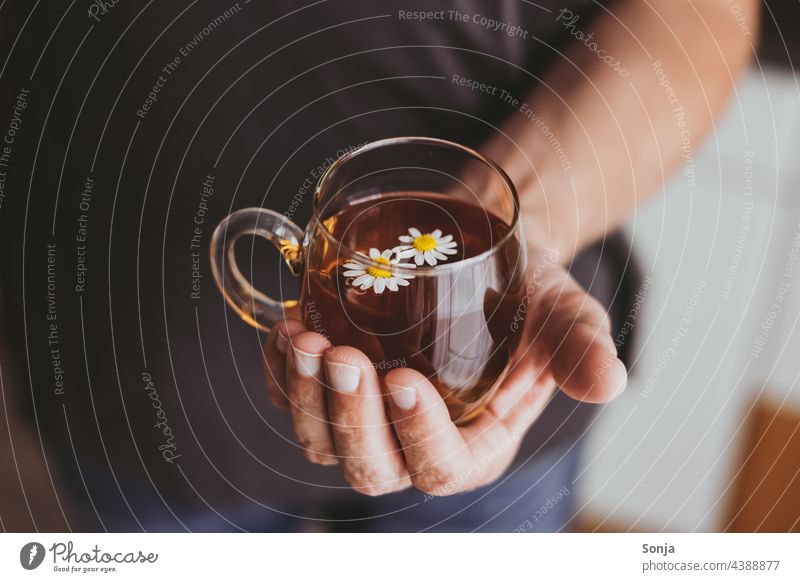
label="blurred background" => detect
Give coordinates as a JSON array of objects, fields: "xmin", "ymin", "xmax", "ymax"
[
  {"xmin": 577, "ymin": 62, "xmax": 800, "ymax": 532},
  {"xmin": 1, "ymin": 1, "xmax": 799, "ymax": 532},
  {"xmin": 575, "ymin": 7, "xmax": 800, "ymax": 530}
]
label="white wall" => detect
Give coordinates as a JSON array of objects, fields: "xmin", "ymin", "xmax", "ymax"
[{"xmin": 576, "ymin": 68, "xmax": 800, "ymax": 532}]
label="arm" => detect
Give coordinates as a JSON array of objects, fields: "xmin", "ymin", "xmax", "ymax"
[{"xmin": 487, "ymin": 0, "xmax": 759, "ymax": 260}]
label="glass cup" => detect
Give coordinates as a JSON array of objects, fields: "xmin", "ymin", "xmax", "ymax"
[{"xmin": 211, "ymin": 137, "xmax": 527, "ymax": 423}]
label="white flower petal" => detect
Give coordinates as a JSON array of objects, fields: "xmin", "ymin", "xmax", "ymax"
[
  {"xmin": 386, "ymin": 279, "xmax": 398, "ymax": 292},
  {"xmin": 395, "ymin": 272, "xmax": 415, "ymax": 280},
  {"xmin": 381, "ymin": 249, "xmax": 393, "ymax": 259},
  {"xmin": 414, "ymin": 253, "xmax": 425, "ymax": 266},
  {"xmin": 440, "ymin": 248, "xmax": 458, "ymax": 255},
  {"xmin": 360, "ymin": 277, "xmax": 374, "ymax": 290},
  {"xmin": 343, "ymin": 262, "xmax": 364, "ymax": 270},
  {"xmin": 374, "ymin": 278, "xmax": 386, "ymax": 294},
  {"xmin": 343, "ymin": 270, "xmax": 366, "ymax": 277},
  {"xmin": 396, "ymin": 248, "xmax": 416, "ymax": 259},
  {"xmin": 394, "ymin": 262, "xmax": 416, "ymax": 269},
  {"xmin": 439, "ymin": 234, "xmax": 453, "ymax": 243},
  {"xmin": 369, "ymin": 248, "xmax": 380, "ymax": 259},
  {"xmin": 355, "ymin": 251, "xmax": 370, "ymax": 260},
  {"xmin": 431, "ymin": 250, "xmax": 447, "ymax": 261},
  {"xmin": 409, "ymin": 227, "xmax": 422, "ymax": 238},
  {"xmin": 394, "ymin": 277, "xmax": 411, "ymax": 286},
  {"xmin": 431, "ymin": 229, "xmax": 442, "ymax": 239},
  {"xmin": 398, "ymin": 235, "xmax": 414, "ymax": 243},
  {"xmin": 424, "ymin": 251, "xmax": 437, "ymax": 266},
  {"xmin": 353, "ymin": 274, "xmax": 373, "ymax": 287},
  {"xmin": 439, "ymin": 240, "xmax": 458, "ymax": 249}
]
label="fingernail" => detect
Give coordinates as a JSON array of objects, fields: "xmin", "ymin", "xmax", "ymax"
[
  {"xmin": 276, "ymin": 330, "xmax": 289, "ymax": 355},
  {"xmin": 610, "ymin": 361, "xmax": 628, "ymax": 399},
  {"xmin": 387, "ymin": 383, "xmax": 417, "ymax": 410},
  {"xmin": 292, "ymin": 347, "xmax": 322, "ymax": 378},
  {"xmin": 325, "ymin": 360, "xmax": 360, "ymax": 393},
  {"xmin": 602, "ymin": 335, "xmax": 618, "ymax": 357}
]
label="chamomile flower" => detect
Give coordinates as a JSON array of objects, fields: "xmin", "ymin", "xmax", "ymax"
[
  {"xmin": 342, "ymin": 248, "xmax": 416, "ymax": 294},
  {"xmin": 395, "ymin": 227, "xmax": 458, "ymax": 266}
]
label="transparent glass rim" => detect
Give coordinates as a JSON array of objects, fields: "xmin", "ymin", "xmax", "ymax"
[{"xmin": 311, "ymin": 136, "xmax": 521, "ymax": 277}]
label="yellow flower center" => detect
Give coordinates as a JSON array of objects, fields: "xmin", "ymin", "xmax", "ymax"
[
  {"xmin": 412, "ymin": 234, "xmax": 437, "ymax": 252},
  {"xmin": 367, "ymin": 256, "xmax": 392, "ymax": 278}
]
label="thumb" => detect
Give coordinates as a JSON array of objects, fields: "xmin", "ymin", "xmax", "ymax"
[{"xmin": 535, "ymin": 271, "xmax": 627, "ymax": 403}]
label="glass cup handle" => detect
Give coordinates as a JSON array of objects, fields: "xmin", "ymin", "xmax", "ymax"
[{"xmin": 210, "ymin": 208, "xmax": 304, "ymax": 332}]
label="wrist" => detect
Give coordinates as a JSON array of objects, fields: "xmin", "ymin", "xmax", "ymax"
[
  {"xmin": 484, "ymin": 125, "xmax": 582, "ymax": 264},
  {"xmin": 518, "ymin": 195, "xmax": 579, "ymax": 266}
]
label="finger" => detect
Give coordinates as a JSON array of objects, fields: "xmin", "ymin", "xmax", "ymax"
[
  {"xmin": 469, "ymin": 353, "xmax": 557, "ymax": 439},
  {"xmin": 324, "ymin": 348, "xmax": 411, "ymax": 496},
  {"xmin": 538, "ymin": 275, "xmax": 627, "ymax": 403},
  {"xmin": 286, "ymin": 331, "xmax": 337, "ymax": 465},
  {"xmin": 450, "ymin": 352, "xmax": 555, "ymax": 487},
  {"xmin": 264, "ymin": 319, "xmax": 306, "ymax": 410},
  {"xmin": 384, "ymin": 368, "xmax": 473, "ymax": 496}
]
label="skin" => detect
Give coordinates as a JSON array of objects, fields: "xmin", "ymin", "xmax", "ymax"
[{"xmin": 264, "ymin": 0, "xmax": 759, "ymax": 497}]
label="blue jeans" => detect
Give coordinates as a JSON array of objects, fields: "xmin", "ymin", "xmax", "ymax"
[{"xmin": 72, "ymin": 442, "xmax": 580, "ymax": 533}]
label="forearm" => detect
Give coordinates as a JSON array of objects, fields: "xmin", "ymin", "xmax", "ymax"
[{"xmin": 487, "ymin": 0, "xmax": 759, "ymax": 260}]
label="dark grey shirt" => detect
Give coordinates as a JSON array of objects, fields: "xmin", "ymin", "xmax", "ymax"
[{"xmin": 1, "ymin": 0, "xmax": 635, "ymax": 529}]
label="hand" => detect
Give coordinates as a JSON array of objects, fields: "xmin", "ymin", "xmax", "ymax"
[{"xmin": 263, "ymin": 257, "xmax": 627, "ymax": 497}]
